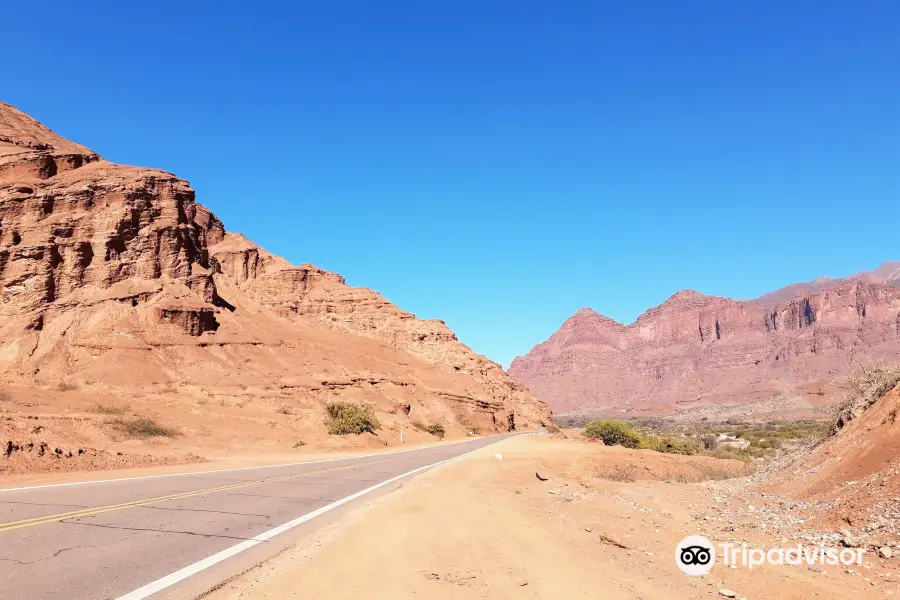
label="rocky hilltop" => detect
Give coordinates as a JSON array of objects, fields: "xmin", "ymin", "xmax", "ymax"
[
  {"xmin": 509, "ymin": 277, "xmax": 900, "ymax": 413},
  {"xmin": 0, "ymin": 101, "xmax": 549, "ymax": 439}
]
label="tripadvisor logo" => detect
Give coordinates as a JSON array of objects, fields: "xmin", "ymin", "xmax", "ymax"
[
  {"xmin": 676, "ymin": 535, "xmax": 866, "ymax": 575},
  {"xmin": 676, "ymin": 535, "xmax": 715, "ymax": 576}
]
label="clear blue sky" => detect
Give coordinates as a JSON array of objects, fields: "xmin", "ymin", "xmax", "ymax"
[{"xmin": 3, "ymin": 1, "xmax": 898, "ymax": 367}]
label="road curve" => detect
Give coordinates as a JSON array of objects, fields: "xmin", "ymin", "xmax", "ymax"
[{"xmin": 0, "ymin": 435, "xmax": 511, "ymax": 600}]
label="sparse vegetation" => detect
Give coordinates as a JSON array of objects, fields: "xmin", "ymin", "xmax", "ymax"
[
  {"xmin": 700, "ymin": 434, "xmax": 718, "ymax": 450},
  {"xmin": 277, "ymin": 405, "xmax": 293, "ymax": 415},
  {"xmin": 57, "ymin": 382, "xmax": 78, "ymax": 392},
  {"xmin": 554, "ymin": 414, "xmax": 592, "ymax": 428},
  {"xmin": 91, "ymin": 403, "xmax": 131, "ymax": 415},
  {"xmin": 832, "ymin": 363, "xmax": 900, "ymax": 434},
  {"xmin": 293, "ymin": 440, "xmax": 307, "ymax": 448},
  {"xmin": 592, "ymin": 457, "xmax": 752, "ymax": 484},
  {"xmin": 113, "ymin": 418, "xmax": 178, "ymax": 438},
  {"xmin": 325, "ymin": 401, "xmax": 380, "ymax": 435},
  {"xmin": 584, "ymin": 420, "xmax": 700, "ymax": 455},
  {"xmin": 593, "ymin": 463, "xmax": 638, "ymax": 482},
  {"xmin": 0, "ymin": 392, "xmax": 10, "ymax": 402},
  {"xmin": 641, "ymin": 435, "xmax": 700, "ymax": 455},
  {"xmin": 665, "ymin": 459, "xmax": 753, "ymax": 483},
  {"xmin": 461, "ymin": 421, "xmax": 481, "ymax": 435},
  {"xmin": 423, "ymin": 423, "xmax": 445, "ymax": 439},
  {"xmin": 583, "ymin": 420, "xmax": 642, "ymax": 448},
  {"xmin": 545, "ymin": 423, "xmax": 561, "ymax": 434}
]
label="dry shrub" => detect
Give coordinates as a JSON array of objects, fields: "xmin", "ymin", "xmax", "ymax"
[
  {"xmin": 113, "ymin": 418, "xmax": 178, "ymax": 438},
  {"xmin": 91, "ymin": 403, "xmax": 131, "ymax": 415},
  {"xmin": 664, "ymin": 459, "xmax": 753, "ymax": 483},
  {"xmin": 326, "ymin": 401, "xmax": 380, "ymax": 435},
  {"xmin": 642, "ymin": 435, "xmax": 700, "ymax": 455},
  {"xmin": 593, "ymin": 463, "xmax": 638, "ymax": 482},
  {"xmin": 423, "ymin": 423, "xmax": 445, "ymax": 439}
]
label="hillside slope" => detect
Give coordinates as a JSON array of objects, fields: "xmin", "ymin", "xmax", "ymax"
[{"xmin": 0, "ymin": 101, "xmax": 549, "ymax": 456}]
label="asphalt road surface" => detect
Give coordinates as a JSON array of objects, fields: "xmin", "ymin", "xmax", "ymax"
[{"xmin": 0, "ymin": 435, "xmax": 510, "ymax": 600}]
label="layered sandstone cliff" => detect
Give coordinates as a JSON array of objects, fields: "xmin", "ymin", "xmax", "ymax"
[
  {"xmin": 509, "ymin": 281, "xmax": 900, "ymax": 413},
  {"xmin": 0, "ymin": 101, "xmax": 549, "ymax": 432}
]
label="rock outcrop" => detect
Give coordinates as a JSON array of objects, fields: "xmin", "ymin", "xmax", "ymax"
[
  {"xmin": 509, "ymin": 280, "xmax": 900, "ymax": 413},
  {"xmin": 0, "ymin": 101, "xmax": 549, "ymax": 432}
]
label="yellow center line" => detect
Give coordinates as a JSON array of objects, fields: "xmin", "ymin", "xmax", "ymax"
[{"xmin": 0, "ymin": 455, "xmax": 407, "ymax": 534}]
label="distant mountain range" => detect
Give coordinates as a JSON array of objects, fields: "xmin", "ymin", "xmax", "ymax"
[
  {"xmin": 509, "ymin": 262, "xmax": 900, "ymax": 414},
  {"xmin": 748, "ymin": 261, "xmax": 900, "ymax": 305}
]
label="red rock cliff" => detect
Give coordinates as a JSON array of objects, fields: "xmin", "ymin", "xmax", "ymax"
[
  {"xmin": 509, "ymin": 282, "xmax": 900, "ymax": 413},
  {"xmin": 0, "ymin": 102, "xmax": 550, "ymax": 431}
]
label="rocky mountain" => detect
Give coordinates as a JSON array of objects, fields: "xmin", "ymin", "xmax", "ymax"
[
  {"xmin": 748, "ymin": 262, "xmax": 900, "ymax": 305},
  {"xmin": 0, "ymin": 101, "xmax": 549, "ymax": 434},
  {"xmin": 509, "ymin": 278, "xmax": 900, "ymax": 414}
]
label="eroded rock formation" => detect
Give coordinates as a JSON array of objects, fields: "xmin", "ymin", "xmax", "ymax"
[
  {"xmin": 0, "ymin": 101, "xmax": 549, "ymax": 431},
  {"xmin": 509, "ymin": 280, "xmax": 900, "ymax": 413}
]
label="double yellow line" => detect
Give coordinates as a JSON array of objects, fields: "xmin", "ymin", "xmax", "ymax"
[{"xmin": 0, "ymin": 457, "xmax": 398, "ymax": 534}]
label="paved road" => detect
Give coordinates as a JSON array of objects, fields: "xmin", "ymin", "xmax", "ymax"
[{"xmin": 0, "ymin": 435, "xmax": 509, "ymax": 600}]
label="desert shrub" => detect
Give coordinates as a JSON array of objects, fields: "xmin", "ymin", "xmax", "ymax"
[
  {"xmin": 666, "ymin": 459, "xmax": 753, "ymax": 483},
  {"xmin": 643, "ymin": 435, "xmax": 700, "ymax": 455},
  {"xmin": 423, "ymin": 423, "xmax": 445, "ymax": 439},
  {"xmin": 325, "ymin": 401, "xmax": 380, "ymax": 435},
  {"xmin": 0, "ymin": 393, "xmax": 10, "ymax": 402},
  {"xmin": 91, "ymin": 403, "xmax": 131, "ymax": 415},
  {"xmin": 593, "ymin": 463, "xmax": 638, "ymax": 482},
  {"xmin": 583, "ymin": 420, "xmax": 642, "ymax": 448},
  {"xmin": 545, "ymin": 424, "xmax": 561, "ymax": 434},
  {"xmin": 700, "ymin": 434, "xmax": 718, "ymax": 450},
  {"xmin": 114, "ymin": 418, "xmax": 177, "ymax": 438},
  {"xmin": 276, "ymin": 405, "xmax": 293, "ymax": 415},
  {"xmin": 293, "ymin": 440, "xmax": 307, "ymax": 448},
  {"xmin": 57, "ymin": 382, "xmax": 78, "ymax": 392}
]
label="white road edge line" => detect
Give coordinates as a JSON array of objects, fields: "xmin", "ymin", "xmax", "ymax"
[
  {"xmin": 0, "ymin": 436, "xmax": 498, "ymax": 493},
  {"xmin": 114, "ymin": 444, "xmax": 487, "ymax": 600}
]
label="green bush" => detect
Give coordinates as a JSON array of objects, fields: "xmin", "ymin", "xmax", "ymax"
[
  {"xmin": 643, "ymin": 435, "xmax": 700, "ymax": 455},
  {"xmin": 583, "ymin": 420, "xmax": 642, "ymax": 448},
  {"xmin": 424, "ymin": 423, "xmax": 445, "ymax": 439},
  {"xmin": 325, "ymin": 401, "xmax": 380, "ymax": 435}
]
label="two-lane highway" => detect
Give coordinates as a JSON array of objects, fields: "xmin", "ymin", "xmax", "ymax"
[{"xmin": 0, "ymin": 435, "xmax": 510, "ymax": 600}]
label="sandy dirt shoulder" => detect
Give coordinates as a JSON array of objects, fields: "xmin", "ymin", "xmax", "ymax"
[{"xmin": 205, "ymin": 435, "xmax": 896, "ymax": 599}]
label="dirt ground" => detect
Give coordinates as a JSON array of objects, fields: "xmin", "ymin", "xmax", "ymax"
[
  {"xmin": 0, "ymin": 381, "xmax": 503, "ymax": 478},
  {"xmin": 206, "ymin": 436, "xmax": 897, "ymax": 600}
]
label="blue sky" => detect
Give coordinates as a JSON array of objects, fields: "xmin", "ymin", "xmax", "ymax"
[{"xmin": 3, "ymin": 1, "xmax": 898, "ymax": 367}]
